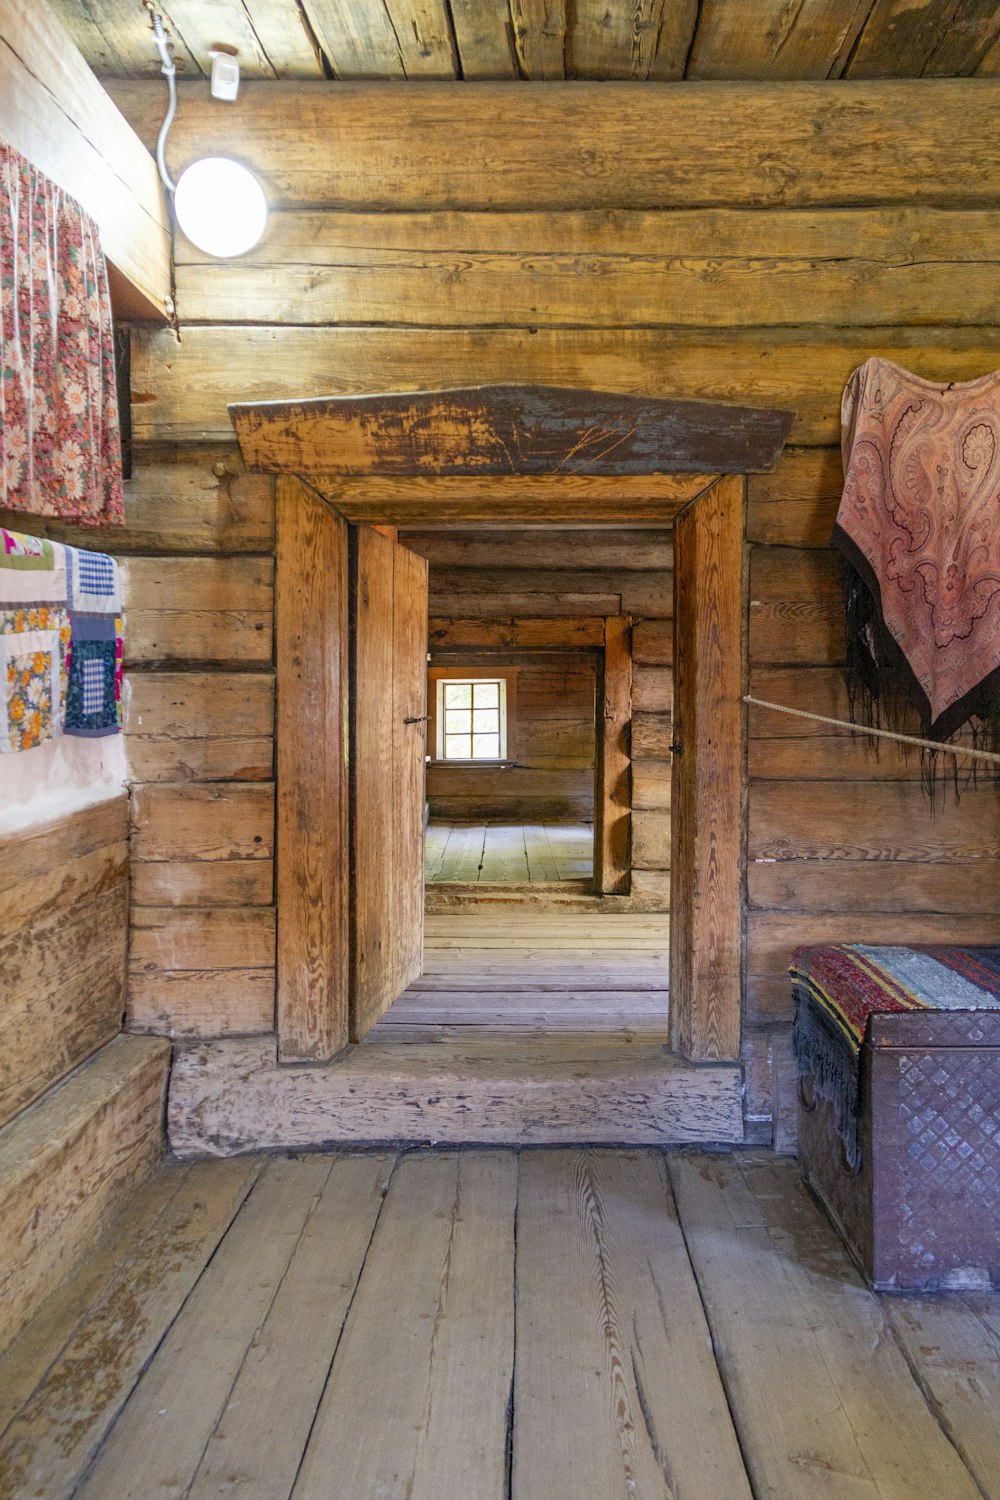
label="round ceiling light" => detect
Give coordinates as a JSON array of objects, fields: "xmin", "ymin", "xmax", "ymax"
[{"xmin": 173, "ymin": 156, "xmax": 268, "ymax": 259}]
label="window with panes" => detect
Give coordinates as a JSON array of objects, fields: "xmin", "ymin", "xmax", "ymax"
[{"xmin": 435, "ymin": 677, "xmax": 507, "ymax": 761}]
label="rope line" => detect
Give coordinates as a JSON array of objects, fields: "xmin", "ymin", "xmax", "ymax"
[{"xmin": 743, "ymin": 696, "xmax": 1000, "ymax": 768}]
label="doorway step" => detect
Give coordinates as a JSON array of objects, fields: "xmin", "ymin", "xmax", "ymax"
[
  {"xmin": 168, "ymin": 913, "xmax": 741, "ymax": 1155},
  {"xmin": 167, "ymin": 1036, "xmax": 742, "ymax": 1155}
]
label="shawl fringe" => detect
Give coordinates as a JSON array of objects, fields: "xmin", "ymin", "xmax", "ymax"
[{"xmin": 833, "ymin": 525, "xmax": 1000, "ymax": 799}]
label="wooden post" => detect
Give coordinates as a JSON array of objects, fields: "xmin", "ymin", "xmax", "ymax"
[
  {"xmin": 275, "ymin": 476, "xmax": 350, "ymax": 1061},
  {"xmin": 669, "ymin": 475, "xmax": 745, "ymax": 1062},
  {"xmin": 593, "ymin": 615, "xmax": 632, "ymax": 895}
]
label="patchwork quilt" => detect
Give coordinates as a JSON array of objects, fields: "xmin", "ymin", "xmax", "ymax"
[
  {"xmin": 0, "ymin": 527, "xmax": 122, "ymax": 751},
  {"xmin": 791, "ymin": 943, "xmax": 1000, "ymax": 1168}
]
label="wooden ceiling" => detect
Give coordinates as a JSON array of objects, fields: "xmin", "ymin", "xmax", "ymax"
[{"xmin": 51, "ymin": 1, "xmax": 1000, "ymax": 82}]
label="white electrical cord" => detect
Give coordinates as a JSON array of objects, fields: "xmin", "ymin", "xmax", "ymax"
[{"xmin": 151, "ymin": 13, "xmax": 177, "ymax": 194}]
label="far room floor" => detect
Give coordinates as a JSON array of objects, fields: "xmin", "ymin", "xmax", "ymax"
[
  {"xmin": 2, "ymin": 1149, "xmax": 997, "ymax": 1500},
  {"xmin": 425, "ymin": 819, "xmax": 593, "ymax": 884},
  {"xmin": 369, "ymin": 909, "xmax": 668, "ymax": 1041}
]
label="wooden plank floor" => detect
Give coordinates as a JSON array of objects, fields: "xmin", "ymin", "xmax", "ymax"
[
  {"xmin": 370, "ymin": 910, "xmax": 669, "ymax": 1039},
  {"xmin": 426, "ymin": 820, "xmax": 593, "ymax": 883},
  {"xmin": 2, "ymin": 1150, "xmax": 997, "ymax": 1500}
]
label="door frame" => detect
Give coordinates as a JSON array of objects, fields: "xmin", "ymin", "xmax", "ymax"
[
  {"xmin": 240, "ymin": 386, "xmax": 790, "ymax": 1065},
  {"xmin": 424, "ymin": 616, "xmax": 631, "ymax": 895}
]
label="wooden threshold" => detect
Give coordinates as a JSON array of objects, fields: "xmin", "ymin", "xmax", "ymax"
[
  {"xmin": 167, "ymin": 1036, "xmax": 743, "ymax": 1155},
  {"xmin": 425, "ymin": 883, "xmax": 668, "ymax": 912},
  {"xmin": 425, "ymin": 879, "xmax": 592, "ymax": 910}
]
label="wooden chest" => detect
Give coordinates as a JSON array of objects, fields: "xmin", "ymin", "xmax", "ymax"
[{"xmin": 798, "ymin": 1010, "xmax": 1000, "ymax": 1293}]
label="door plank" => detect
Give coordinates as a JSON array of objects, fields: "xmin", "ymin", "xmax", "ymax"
[
  {"xmin": 513, "ymin": 1149, "xmax": 753, "ymax": 1499},
  {"xmin": 351, "ymin": 526, "xmax": 428, "ymax": 1038},
  {"xmin": 276, "ymin": 476, "xmax": 350, "ymax": 1061},
  {"xmin": 351, "ymin": 527, "xmax": 397, "ymax": 1036},
  {"xmin": 292, "ymin": 1152, "xmax": 515, "ymax": 1500}
]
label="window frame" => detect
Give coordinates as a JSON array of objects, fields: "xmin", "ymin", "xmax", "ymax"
[
  {"xmin": 427, "ymin": 666, "xmax": 518, "ymax": 767},
  {"xmin": 435, "ymin": 675, "xmax": 507, "ymax": 763}
]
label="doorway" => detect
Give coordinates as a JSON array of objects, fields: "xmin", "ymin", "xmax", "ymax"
[
  {"xmin": 424, "ymin": 656, "xmax": 596, "ymax": 889},
  {"xmin": 235, "ymin": 382, "xmax": 789, "ymax": 1090}
]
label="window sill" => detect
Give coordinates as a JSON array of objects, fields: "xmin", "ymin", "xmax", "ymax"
[{"xmin": 429, "ymin": 759, "xmax": 516, "ymax": 769}]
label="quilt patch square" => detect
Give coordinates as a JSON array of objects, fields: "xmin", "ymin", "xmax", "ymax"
[
  {"xmin": 81, "ymin": 658, "xmax": 105, "ymax": 715},
  {"xmin": 0, "ymin": 530, "xmax": 67, "ymax": 604},
  {"xmin": 65, "ymin": 614, "xmax": 122, "ymax": 737},
  {"xmin": 66, "ymin": 544, "xmax": 122, "ymax": 614},
  {"xmin": 1, "ymin": 529, "xmax": 51, "ymax": 567},
  {"xmin": 0, "ymin": 614, "xmax": 69, "ymax": 752}
]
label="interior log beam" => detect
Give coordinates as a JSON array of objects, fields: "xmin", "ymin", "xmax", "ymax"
[
  {"xmin": 109, "ymin": 79, "xmax": 1000, "ymax": 211},
  {"xmin": 131, "ymin": 324, "xmax": 1000, "ymax": 449}
]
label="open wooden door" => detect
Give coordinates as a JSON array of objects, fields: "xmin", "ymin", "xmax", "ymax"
[{"xmin": 350, "ymin": 526, "xmax": 429, "ymax": 1041}]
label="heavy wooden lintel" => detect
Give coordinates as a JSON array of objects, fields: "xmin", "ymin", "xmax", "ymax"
[
  {"xmin": 230, "ymin": 385, "xmax": 792, "ymax": 477},
  {"xmin": 428, "ymin": 617, "xmax": 607, "ymax": 650}
]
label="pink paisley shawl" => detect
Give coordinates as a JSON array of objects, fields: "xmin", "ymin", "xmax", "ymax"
[
  {"xmin": 0, "ymin": 140, "xmax": 124, "ymax": 526},
  {"xmin": 835, "ymin": 357, "xmax": 1000, "ymax": 740}
]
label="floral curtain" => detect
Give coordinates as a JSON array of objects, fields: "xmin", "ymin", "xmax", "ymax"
[{"xmin": 0, "ymin": 140, "xmax": 124, "ymax": 526}]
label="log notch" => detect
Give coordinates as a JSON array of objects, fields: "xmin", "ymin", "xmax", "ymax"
[{"xmin": 0, "ymin": 0, "xmax": 170, "ymax": 319}]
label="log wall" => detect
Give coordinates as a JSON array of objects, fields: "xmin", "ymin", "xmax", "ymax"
[
  {"xmin": 4, "ymin": 455, "xmax": 282, "ymax": 1041},
  {"xmin": 105, "ymin": 80, "xmax": 1000, "ymax": 1136},
  {"xmin": 0, "ymin": 798, "xmax": 129, "ymax": 1128}
]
